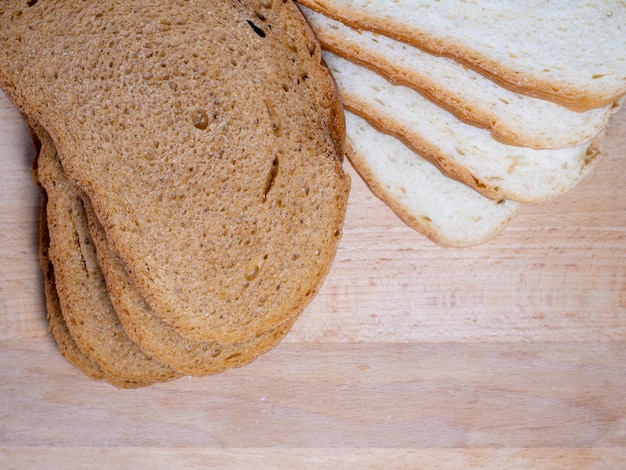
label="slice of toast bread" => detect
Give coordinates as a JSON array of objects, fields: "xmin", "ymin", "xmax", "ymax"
[
  {"xmin": 325, "ymin": 52, "xmax": 605, "ymax": 203},
  {"xmin": 36, "ymin": 202, "xmax": 106, "ymax": 384},
  {"xmin": 344, "ymin": 111, "xmax": 521, "ymax": 247},
  {"xmin": 35, "ymin": 128, "xmax": 181, "ymax": 386},
  {"xmin": 0, "ymin": 0, "xmax": 350, "ymax": 343},
  {"xmin": 37, "ymin": 203, "xmax": 160, "ymax": 388},
  {"xmin": 300, "ymin": 6, "xmax": 620, "ymax": 150},
  {"xmin": 82, "ymin": 192, "xmax": 298, "ymax": 376},
  {"xmin": 34, "ymin": 122, "xmax": 297, "ymax": 378},
  {"xmin": 296, "ymin": 0, "xmax": 626, "ymax": 110}
]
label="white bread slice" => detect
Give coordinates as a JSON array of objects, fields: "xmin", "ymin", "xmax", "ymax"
[
  {"xmin": 344, "ymin": 111, "xmax": 520, "ymax": 247},
  {"xmin": 325, "ymin": 52, "xmax": 604, "ymax": 203},
  {"xmin": 300, "ymin": 5, "xmax": 619, "ymax": 150},
  {"xmin": 298, "ymin": 0, "xmax": 626, "ymax": 110}
]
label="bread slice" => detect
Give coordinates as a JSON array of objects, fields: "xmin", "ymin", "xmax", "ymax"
[
  {"xmin": 300, "ymin": 6, "xmax": 619, "ymax": 150},
  {"xmin": 325, "ymin": 52, "xmax": 605, "ymax": 203},
  {"xmin": 297, "ymin": 0, "xmax": 626, "ymax": 110},
  {"xmin": 31, "ymin": 125, "xmax": 172, "ymax": 387},
  {"xmin": 345, "ymin": 112, "xmax": 520, "ymax": 247},
  {"xmin": 35, "ymin": 128, "xmax": 181, "ymax": 386},
  {"xmin": 34, "ymin": 121, "xmax": 297, "ymax": 378},
  {"xmin": 0, "ymin": 0, "xmax": 350, "ymax": 343},
  {"xmin": 37, "ymin": 204, "xmax": 162, "ymax": 388},
  {"xmin": 82, "ymin": 193, "xmax": 299, "ymax": 376},
  {"xmin": 36, "ymin": 202, "xmax": 106, "ymax": 384}
]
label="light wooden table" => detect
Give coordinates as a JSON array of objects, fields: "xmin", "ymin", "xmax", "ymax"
[{"xmin": 1, "ymin": 88, "xmax": 625, "ymax": 469}]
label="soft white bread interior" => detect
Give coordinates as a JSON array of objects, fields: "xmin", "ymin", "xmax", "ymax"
[
  {"xmin": 298, "ymin": 0, "xmax": 626, "ymax": 110},
  {"xmin": 301, "ymin": 5, "xmax": 619, "ymax": 150},
  {"xmin": 325, "ymin": 52, "xmax": 604, "ymax": 204},
  {"xmin": 344, "ymin": 111, "xmax": 520, "ymax": 247}
]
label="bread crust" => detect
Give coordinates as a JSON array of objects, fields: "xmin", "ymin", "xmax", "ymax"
[{"xmin": 39, "ymin": 212, "xmax": 159, "ymax": 388}]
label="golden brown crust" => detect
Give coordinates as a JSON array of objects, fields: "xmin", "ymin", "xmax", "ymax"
[
  {"xmin": 342, "ymin": 96, "xmax": 506, "ymax": 202},
  {"xmin": 36, "ymin": 176, "xmax": 159, "ymax": 388},
  {"xmin": 343, "ymin": 91, "xmax": 606, "ymax": 204},
  {"xmin": 38, "ymin": 204, "xmax": 107, "ymax": 383},
  {"xmin": 33, "ymin": 127, "xmax": 149, "ymax": 388}
]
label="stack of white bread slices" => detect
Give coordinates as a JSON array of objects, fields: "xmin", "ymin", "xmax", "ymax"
[{"xmin": 297, "ymin": 1, "xmax": 626, "ymax": 247}]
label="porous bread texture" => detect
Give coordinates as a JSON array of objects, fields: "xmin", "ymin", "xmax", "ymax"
[
  {"xmin": 35, "ymin": 128, "xmax": 181, "ymax": 386},
  {"xmin": 345, "ymin": 112, "xmax": 520, "ymax": 247},
  {"xmin": 297, "ymin": 0, "xmax": 626, "ymax": 110},
  {"xmin": 32, "ymin": 149, "xmax": 150, "ymax": 388},
  {"xmin": 34, "ymin": 123, "xmax": 297, "ymax": 380},
  {"xmin": 83, "ymin": 194, "xmax": 298, "ymax": 376},
  {"xmin": 300, "ymin": 6, "xmax": 619, "ymax": 150},
  {"xmin": 36, "ymin": 203, "xmax": 106, "ymax": 384},
  {"xmin": 0, "ymin": 0, "xmax": 350, "ymax": 343},
  {"xmin": 37, "ymin": 205, "xmax": 158, "ymax": 388},
  {"xmin": 325, "ymin": 52, "xmax": 604, "ymax": 203}
]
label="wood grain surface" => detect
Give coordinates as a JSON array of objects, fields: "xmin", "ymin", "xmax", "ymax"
[{"xmin": 1, "ymin": 84, "xmax": 625, "ymax": 469}]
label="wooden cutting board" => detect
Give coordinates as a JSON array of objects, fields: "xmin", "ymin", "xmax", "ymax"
[{"xmin": 1, "ymin": 86, "xmax": 625, "ymax": 468}]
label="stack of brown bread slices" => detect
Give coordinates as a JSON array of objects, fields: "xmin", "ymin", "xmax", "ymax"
[
  {"xmin": 0, "ymin": 0, "xmax": 350, "ymax": 387},
  {"xmin": 297, "ymin": 1, "xmax": 626, "ymax": 247}
]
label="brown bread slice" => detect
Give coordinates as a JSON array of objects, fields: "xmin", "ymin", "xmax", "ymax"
[
  {"xmin": 35, "ymin": 129, "xmax": 181, "ymax": 386},
  {"xmin": 83, "ymin": 192, "xmax": 298, "ymax": 376},
  {"xmin": 30, "ymin": 132, "xmax": 168, "ymax": 388},
  {"xmin": 0, "ymin": 0, "xmax": 350, "ymax": 344},
  {"xmin": 34, "ymin": 123, "xmax": 296, "ymax": 378},
  {"xmin": 38, "ymin": 204, "xmax": 157, "ymax": 389}
]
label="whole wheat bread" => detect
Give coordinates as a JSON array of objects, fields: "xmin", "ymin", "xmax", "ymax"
[
  {"xmin": 34, "ymin": 128, "xmax": 180, "ymax": 387},
  {"xmin": 34, "ymin": 121, "xmax": 298, "ymax": 378},
  {"xmin": 297, "ymin": 0, "xmax": 626, "ymax": 110},
  {"xmin": 345, "ymin": 112, "xmax": 520, "ymax": 247},
  {"xmin": 37, "ymin": 204, "xmax": 165, "ymax": 388},
  {"xmin": 83, "ymin": 193, "xmax": 299, "ymax": 376},
  {"xmin": 300, "ymin": 6, "xmax": 620, "ymax": 149},
  {"xmin": 0, "ymin": 0, "xmax": 350, "ymax": 343},
  {"xmin": 325, "ymin": 52, "xmax": 604, "ymax": 203}
]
